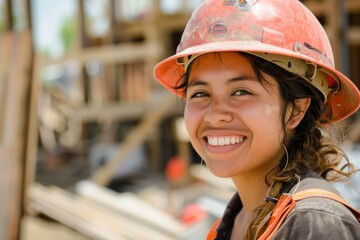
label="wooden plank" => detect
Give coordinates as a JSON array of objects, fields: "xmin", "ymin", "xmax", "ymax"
[
  {"xmin": 0, "ymin": 33, "xmax": 12, "ymax": 142},
  {"xmin": 42, "ymin": 42, "xmax": 163, "ymax": 66},
  {"xmin": 87, "ymin": 64, "xmax": 107, "ymax": 105},
  {"xmin": 346, "ymin": 0, "xmax": 360, "ymax": 12},
  {"xmin": 0, "ymin": 30, "xmax": 32, "ymax": 240},
  {"xmin": 76, "ymin": 180, "xmax": 188, "ymax": 237},
  {"xmin": 135, "ymin": 61, "xmax": 149, "ymax": 101},
  {"xmin": 0, "ymin": 145, "xmax": 17, "ymax": 239},
  {"xmin": 126, "ymin": 62, "xmax": 134, "ymax": 101},
  {"xmin": 304, "ymin": 0, "xmax": 360, "ymax": 15},
  {"xmin": 69, "ymin": 102, "xmax": 149, "ymax": 122},
  {"xmin": 325, "ymin": 0, "xmax": 342, "ymax": 68},
  {"xmin": 28, "ymin": 183, "xmax": 176, "ymax": 240},
  {"xmin": 23, "ymin": 53, "xmax": 40, "ymax": 214},
  {"xmin": 348, "ymin": 27, "xmax": 360, "ymax": 45},
  {"xmin": 0, "ymin": 32, "xmax": 21, "ymax": 240}
]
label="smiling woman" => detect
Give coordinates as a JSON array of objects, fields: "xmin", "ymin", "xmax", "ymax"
[
  {"xmin": 153, "ymin": 0, "xmax": 360, "ymax": 239},
  {"xmin": 184, "ymin": 52, "xmax": 287, "ymax": 181}
]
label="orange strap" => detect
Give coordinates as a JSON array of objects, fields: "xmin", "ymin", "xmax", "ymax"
[
  {"xmin": 293, "ymin": 188, "xmax": 360, "ymax": 221},
  {"xmin": 206, "ymin": 218, "xmax": 222, "ymax": 240},
  {"xmin": 260, "ymin": 188, "xmax": 360, "ymax": 240},
  {"xmin": 206, "ymin": 189, "xmax": 360, "ymax": 240},
  {"xmin": 258, "ymin": 194, "xmax": 296, "ymax": 240}
]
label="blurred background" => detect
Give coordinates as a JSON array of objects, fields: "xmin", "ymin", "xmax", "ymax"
[{"xmin": 0, "ymin": 0, "xmax": 360, "ymax": 239}]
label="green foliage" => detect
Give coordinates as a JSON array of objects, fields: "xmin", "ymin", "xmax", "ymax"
[
  {"xmin": 0, "ymin": 3, "xmax": 5, "ymax": 33},
  {"xmin": 59, "ymin": 16, "xmax": 77, "ymax": 52}
]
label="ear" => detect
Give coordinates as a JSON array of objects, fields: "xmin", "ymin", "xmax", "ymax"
[{"xmin": 286, "ymin": 98, "xmax": 311, "ymax": 129}]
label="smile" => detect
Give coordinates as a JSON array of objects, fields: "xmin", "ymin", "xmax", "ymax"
[{"xmin": 207, "ymin": 136, "xmax": 245, "ymax": 146}]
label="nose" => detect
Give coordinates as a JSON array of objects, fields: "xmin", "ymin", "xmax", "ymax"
[{"xmin": 204, "ymin": 98, "xmax": 233, "ymax": 125}]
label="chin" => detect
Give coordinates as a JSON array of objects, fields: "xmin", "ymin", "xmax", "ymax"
[{"xmin": 206, "ymin": 164, "xmax": 235, "ymax": 178}]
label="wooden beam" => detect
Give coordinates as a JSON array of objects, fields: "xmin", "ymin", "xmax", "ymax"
[
  {"xmin": 0, "ymin": 32, "xmax": 22, "ymax": 240},
  {"xmin": 0, "ymin": 30, "xmax": 32, "ymax": 240},
  {"xmin": 348, "ymin": 27, "xmax": 360, "ymax": 45},
  {"xmin": 42, "ymin": 42, "xmax": 163, "ymax": 66},
  {"xmin": 347, "ymin": 0, "xmax": 360, "ymax": 12},
  {"xmin": 76, "ymin": 180, "xmax": 188, "ymax": 237},
  {"xmin": 304, "ymin": 0, "xmax": 360, "ymax": 15},
  {"xmin": 72, "ymin": 102, "xmax": 147, "ymax": 122},
  {"xmin": 23, "ymin": 53, "xmax": 40, "ymax": 215},
  {"xmin": 0, "ymin": 145, "xmax": 18, "ymax": 239},
  {"xmin": 28, "ymin": 183, "xmax": 177, "ymax": 240},
  {"xmin": 91, "ymin": 91, "xmax": 178, "ymax": 185},
  {"xmin": 325, "ymin": 0, "xmax": 342, "ymax": 69},
  {"xmin": 0, "ymin": 33, "xmax": 12, "ymax": 141}
]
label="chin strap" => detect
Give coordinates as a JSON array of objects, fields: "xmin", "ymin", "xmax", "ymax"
[{"xmin": 207, "ymin": 188, "xmax": 360, "ymax": 240}]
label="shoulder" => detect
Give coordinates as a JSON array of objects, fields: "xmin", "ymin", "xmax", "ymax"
[
  {"xmin": 290, "ymin": 195, "xmax": 359, "ymax": 225},
  {"xmin": 273, "ymin": 175, "xmax": 360, "ymax": 239},
  {"xmin": 274, "ymin": 198, "xmax": 360, "ymax": 239}
]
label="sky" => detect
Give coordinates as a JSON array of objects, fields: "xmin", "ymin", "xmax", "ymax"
[
  {"xmin": 32, "ymin": 0, "xmax": 77, "ymax": 57},
  {"xmin": 31, "ymin": 0, "xmax": 203, "ymax": 58}
]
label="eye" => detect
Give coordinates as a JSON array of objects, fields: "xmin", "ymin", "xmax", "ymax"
[
  {"xmin": 233, "ymin": 89, "xmax": 251, "ymax": 96},
  {"xmin": 189, "ymin": 91, "xmax": 209, "ymax": 99}
]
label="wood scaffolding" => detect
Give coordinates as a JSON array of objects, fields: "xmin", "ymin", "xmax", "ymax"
[
  {"xmin": 1, "ymin": 0, "xmax": 360, "ymax": 239},
  {"xmin": 0, "ymin": 0, "xmax": 35, "ymax": 239},
  {"xmin": 302, "ymin": 0, "xmax": 360, "ymax": 88}
]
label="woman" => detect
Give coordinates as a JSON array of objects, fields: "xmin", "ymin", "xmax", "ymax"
[{"xmin": 154, "ymin": 0, "xmax": 360, "ymax": 239}]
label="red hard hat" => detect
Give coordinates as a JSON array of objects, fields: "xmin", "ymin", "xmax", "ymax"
[{"xmin": 153, "ymin": 0, "xmax": 360, "ymax": 123}]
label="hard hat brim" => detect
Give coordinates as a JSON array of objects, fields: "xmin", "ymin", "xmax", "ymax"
[{"xmin": 153, "ymin": 41, "xmax": 360, "ymax": 123}]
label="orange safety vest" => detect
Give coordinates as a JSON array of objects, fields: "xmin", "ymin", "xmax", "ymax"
[{"xmin": 206, "ymin": 188, "xmax": 360, "ymax": 240}]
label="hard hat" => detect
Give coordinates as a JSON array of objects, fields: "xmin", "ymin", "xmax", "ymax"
[{"xmin": 153, "ymin": 0, "xmax": 360, "ymax": 123}]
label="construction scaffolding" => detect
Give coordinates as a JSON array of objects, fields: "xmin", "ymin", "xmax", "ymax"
[{"xmin": 1, "ymin": 0, "xmax": 360, "ymax": 239}]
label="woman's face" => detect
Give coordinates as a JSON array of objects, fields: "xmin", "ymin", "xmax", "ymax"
[{"xmin": 184, "ymin": 52, "xmax": 287, "ymax": 178}]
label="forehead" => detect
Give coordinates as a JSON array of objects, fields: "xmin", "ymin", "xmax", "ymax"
[{"xmin": 188, "ymin": 52, "xmax": 279, "ymax": 89}]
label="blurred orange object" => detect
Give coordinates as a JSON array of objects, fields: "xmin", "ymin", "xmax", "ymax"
[
  {"xmin": 181, "ymin": 203, "xmax": 208, "ymax": 225},
  {"xmin": 165, "ymin": 156, "xmax": 187, "ymax": 183}
]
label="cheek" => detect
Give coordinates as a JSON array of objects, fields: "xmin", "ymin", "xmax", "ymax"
[
  {"xmin": 243, "ymin": 103, "xmax": 283, "ymax": 136},
  {"xmin": 264, "ymin": 104, "xmax": 280, "ymax": 117},
  {"xmin": 184, "ymin": 104, "xmax": 206, "ymax": 144},
  {"xmin": 263, "ymin": 104, "xmax": 282, "ymax": 125},
  {"xmin": 184, "ymin": 106, "xmax": 196, "ymax": 137},
  {"xmin": 259, "ymin": 104, "xmax": 285, "ymax": 138},
  {"xmin": 237, "ymin": 101, "xmax": 280, "ymax": 119}
]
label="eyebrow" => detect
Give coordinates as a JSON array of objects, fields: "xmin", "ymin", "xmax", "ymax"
[
  {"xmin": 187, "ymin": 75, "xmax": 254, "ymax": 88},
  {"xmin": 187, "ymin": 79, "xmax": 208, "ymax": 89},
  {"xmin": 227, "ymin": 75, "xmax": 254, "ymax": 84}
]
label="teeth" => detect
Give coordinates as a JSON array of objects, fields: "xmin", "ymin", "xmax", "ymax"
[{"xmin": 207, "ymin": 136, "xmax": 244, "ymax": 146}]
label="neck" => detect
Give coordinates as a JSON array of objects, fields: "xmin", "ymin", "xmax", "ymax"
[{"xmin": 231, "ymin": 173, "xmax": 270, "ymax": 212}]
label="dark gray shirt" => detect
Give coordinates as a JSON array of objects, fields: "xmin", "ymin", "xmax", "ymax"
[
  {"xmin": 213, "ymin": 172, "xmax": 360, "ymax": 239},
  {"xmin": 273, "ymin": 176, "xmax": 360, "ymax": 239}
]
